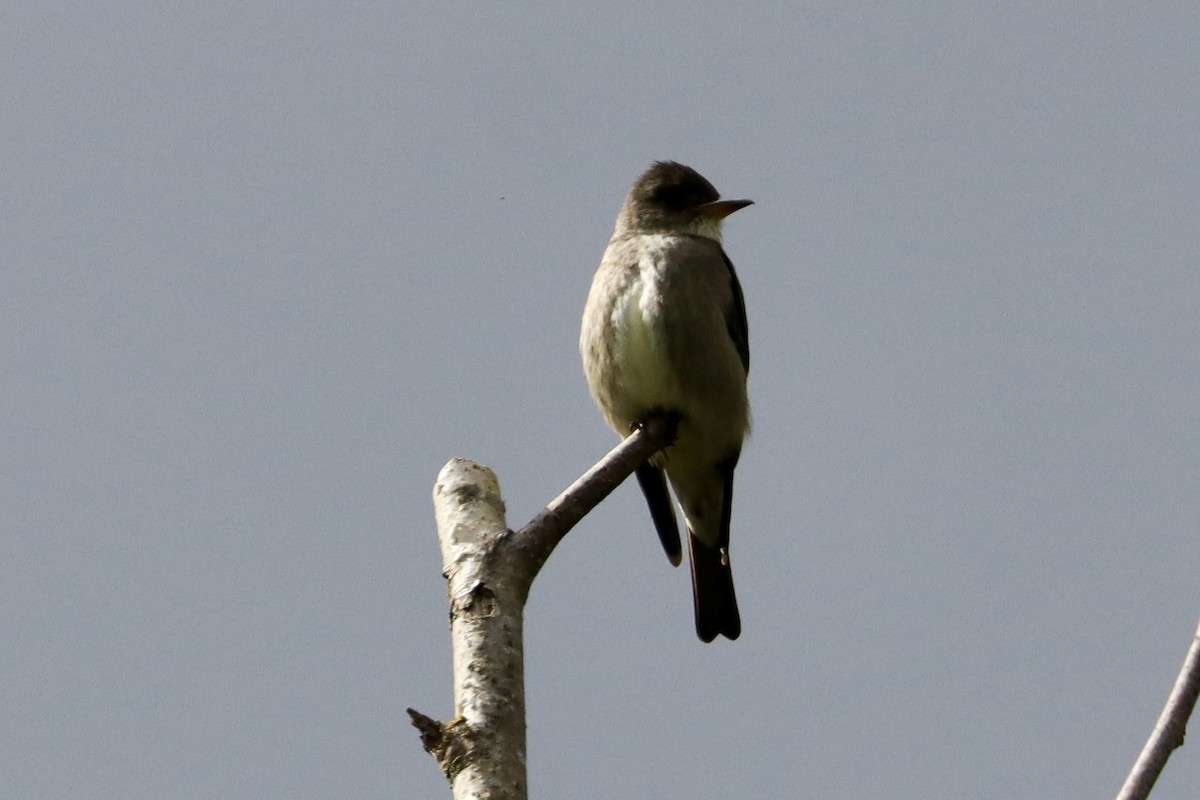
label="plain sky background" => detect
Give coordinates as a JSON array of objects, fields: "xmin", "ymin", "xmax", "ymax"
[{"xmin": 4, "ymin": 3, "xmax": 1199, "ymax": 798}]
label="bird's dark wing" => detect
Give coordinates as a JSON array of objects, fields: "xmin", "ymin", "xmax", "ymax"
[
  {"xmin": 635, "ymin": 463, "xmax": 682, "ymax": 566},
  {"xmin": 721, "ymin": 250, "xmax": 750, "ymax": 374}
]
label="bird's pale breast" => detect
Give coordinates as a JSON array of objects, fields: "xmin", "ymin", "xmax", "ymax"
[{"xmin": 603, "ymin": 235, "xmax": 687, "ymax": 421}]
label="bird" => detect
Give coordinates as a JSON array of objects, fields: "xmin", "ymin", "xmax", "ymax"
[{"xmin": 580, "ymin": 161, "xmax": 751, "ymax": 642}]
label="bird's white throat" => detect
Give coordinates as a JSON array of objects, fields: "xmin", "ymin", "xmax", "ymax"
[{"xmin": 684, "ymin": 216, "xmax": 724, "ymax": 243}]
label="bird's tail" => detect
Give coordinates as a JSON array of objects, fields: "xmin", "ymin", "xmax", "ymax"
[{"xmin": 689, "ymin": 535, "xmax": 741, "ymax": 642}]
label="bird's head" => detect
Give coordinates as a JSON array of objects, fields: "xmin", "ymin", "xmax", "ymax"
[{"xmin": 617, "ymin": 161, "xmax": 752, "ymax": 241}]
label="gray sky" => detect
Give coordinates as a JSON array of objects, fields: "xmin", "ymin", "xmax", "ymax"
[{"xmin": 4, "ymin": 3, "xmax": 1199, "ymax": 798}]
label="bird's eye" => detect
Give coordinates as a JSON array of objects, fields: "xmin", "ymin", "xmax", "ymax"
[{"xmin": 652, "ymin": 184, "xmax": 690, "ymax": 210}]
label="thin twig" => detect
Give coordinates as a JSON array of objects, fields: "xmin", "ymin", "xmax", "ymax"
[
  {"xmin": 1115, "ymin": 617, "xmax": 1200, "ymax": 800},
  {"xmin": 514, "ymin": 413, "xmax": 677, "ymax": 573}
]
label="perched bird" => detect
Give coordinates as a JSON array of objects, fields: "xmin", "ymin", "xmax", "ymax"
[{"xmin": 580, "ymin": 161, "xmax": 751, "ymax": 642}]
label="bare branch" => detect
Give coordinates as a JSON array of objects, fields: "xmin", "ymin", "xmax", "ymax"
[
  {"xmin": 1115, "ymin": 617, "xmax": 1200, "ymax": 800},
  {"xmin": 514, "ymin": 414, "xmax": 677, "ymax": 574},
  {"xmin": 410, "ymin": 415, "xmax": 675, "ymax": 798}
]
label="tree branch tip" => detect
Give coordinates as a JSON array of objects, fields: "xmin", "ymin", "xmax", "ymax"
[
  {"xmin": 436, "ymin": 458, "xmax": 500, "ymax": 489},
  {"xmin": 407, "ymin": 707, "xmax": 444, "ymax": 738},
  {"xmin": 433, "ymin": 458, "xmax": 507, "ymax": 523}
]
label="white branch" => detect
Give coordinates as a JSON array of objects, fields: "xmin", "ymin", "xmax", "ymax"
[
  {"xmin": 409, "ymin": 417, "xmax": 677, "ymax": 799},
  {"xmin": 427, "ymin": 458, "xmax": 527, "ymax": 799}
]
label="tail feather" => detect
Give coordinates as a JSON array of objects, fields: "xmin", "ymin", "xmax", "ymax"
[
  {"xmin": 687, "ymin": 459, "xmax": 740, "ymax": 642},
  {"xmin": 689, "ymin": 535, "xmax": 740, "ymax": 642}
]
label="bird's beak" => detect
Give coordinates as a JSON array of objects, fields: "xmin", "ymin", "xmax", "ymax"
[{"xmin": 695, "ymin": 198, "xmax": 754, "ymax": 220}]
